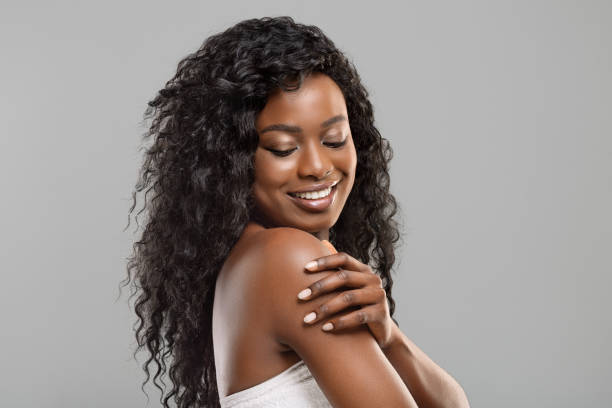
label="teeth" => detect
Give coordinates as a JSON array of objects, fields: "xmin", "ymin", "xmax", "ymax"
[{"xmin": 294, "ymin": 186, "xmax": 332, "ymax": 200}]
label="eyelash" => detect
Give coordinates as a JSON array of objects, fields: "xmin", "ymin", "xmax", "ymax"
[{"xmin": 269, "ymin": 140, "xmax": 347, "ymax": 157}]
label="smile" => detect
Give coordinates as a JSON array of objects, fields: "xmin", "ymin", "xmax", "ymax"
[
  {"xmin": 292, "ymin": 186, "xmax": 333, "ymax": 199},
  {"xmin": 288, "ymin": 179, "xmax": 340, "ymax": 199},
  {"xmin": 286, "ymin": 180, "xmax": 340, "ymax": 212}
]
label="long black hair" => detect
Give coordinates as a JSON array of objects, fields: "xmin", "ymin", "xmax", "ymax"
[{"xmin": 122, "ymin": 15, "xmax": 403, "ymax": 408}]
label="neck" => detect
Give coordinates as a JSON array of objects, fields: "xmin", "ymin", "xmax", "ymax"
[
  {"xmin": 249, "ymin": 209, "xmax": 330, "ymax": 242},
  {"xmin": 312, "ymin": 229, "xmax": 330, "ymax": 241}
]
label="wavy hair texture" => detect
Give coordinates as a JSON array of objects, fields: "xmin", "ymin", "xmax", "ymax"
[{"xmin": 122, "ymin": 16, "xmax": 404, "ymax": 408}]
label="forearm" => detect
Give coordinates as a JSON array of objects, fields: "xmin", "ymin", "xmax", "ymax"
[{"xmin": 382, "ymin": 322, "xmax": 470, "ymax": 408}]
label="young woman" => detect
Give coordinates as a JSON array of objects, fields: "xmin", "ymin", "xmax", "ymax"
[{"xmin": 125, "ymin": 16, "xmax": 469, "ymax": 408}]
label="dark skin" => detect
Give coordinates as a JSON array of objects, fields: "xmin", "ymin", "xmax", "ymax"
[{"xmin": 214, "ymin": 73, "xmax": 469, "ymax": 407}]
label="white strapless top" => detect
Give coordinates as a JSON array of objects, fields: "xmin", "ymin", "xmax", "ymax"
[{"xmin": 219, "ymin": 359, "xmax": 332, "ymax": 407}]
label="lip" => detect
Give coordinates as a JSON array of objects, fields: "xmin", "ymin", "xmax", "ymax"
[
  {"xmin": 288, "ymin": 179, "xmax": 341, "ymax": 194},
  {"xmin": 287, "ymin": 182, "xmax": 339, "ymax": 212}
]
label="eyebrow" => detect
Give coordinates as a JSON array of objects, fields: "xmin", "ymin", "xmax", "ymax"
[{"xmin": 259, "ymin": 114, "xmax": 347, "ymax": 135}]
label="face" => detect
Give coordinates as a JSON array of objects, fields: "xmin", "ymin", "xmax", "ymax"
[{"xmin": 252, "ymin": 73, "xmax": 357, "ymax": 239}]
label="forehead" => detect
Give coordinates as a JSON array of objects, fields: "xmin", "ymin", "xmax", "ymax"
[{"xmin": 256, "ymin": 73, "xmax": 348, "ymax": 131}]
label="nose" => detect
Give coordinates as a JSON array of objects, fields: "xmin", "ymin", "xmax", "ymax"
[{"xmin": 297, "ymin": 139, "xmax": 334, "ymax": 180}]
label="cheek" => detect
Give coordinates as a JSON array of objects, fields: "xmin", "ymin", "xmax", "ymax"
[
  {"xmin": 344, "ymin": 139, "xmax": 358, "ymax": 175},
  {"xmin": 253, "ymin": 150, "xmax": 292, "ymax": 188}
]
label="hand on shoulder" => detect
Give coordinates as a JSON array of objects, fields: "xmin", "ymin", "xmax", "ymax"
[{"xmin": 247, "ymin": 227, "xmax": 417, "ymax": 407}]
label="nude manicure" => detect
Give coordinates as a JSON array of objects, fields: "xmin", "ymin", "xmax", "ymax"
[
  {"xmin": 298, "ymin": 288, "xmax": 312, "ymax": 299},
  {"xmin": 304, "ymin": 312, "xmax": 316, "ymax": 323}
]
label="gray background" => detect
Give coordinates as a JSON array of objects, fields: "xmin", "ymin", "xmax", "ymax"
[{"xmin": 1, "ymin": 1, "xmax": 610, "ymax": 407}]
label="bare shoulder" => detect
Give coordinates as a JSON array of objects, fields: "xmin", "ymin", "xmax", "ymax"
[{"xmin": 248, "ymin": 227, "xmax": 417, "ymax": 408}]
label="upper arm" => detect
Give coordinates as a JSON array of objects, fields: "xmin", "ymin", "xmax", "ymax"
[{"xmin": 254, "ymin": 228, "xmax": 417, "ymax": 408}]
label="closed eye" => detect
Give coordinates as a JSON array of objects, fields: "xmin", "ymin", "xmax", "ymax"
[
  {"xmin": 324, "ymin": 139, "xmax": 347, "ymax": 148},
  {"xmin": 268, "ymin": 139, "xmax": 347, "ymax": 157},
  {"xmin": 268, "ymin": 147, "xmax": 298, "ymax": 157}
]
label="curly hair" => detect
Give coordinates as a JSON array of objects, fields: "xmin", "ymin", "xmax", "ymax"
[{"xmin": 122, "ymin": 15, "xmax": 404, "ymax": 408}]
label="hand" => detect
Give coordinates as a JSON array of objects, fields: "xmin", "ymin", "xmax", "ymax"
[{"xmin": 297, "ymin": 251, "xmax": 398, "ymax": 350}]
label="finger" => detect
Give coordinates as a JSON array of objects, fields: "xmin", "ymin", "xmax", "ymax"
[
  {"xmin": 321, "ymin": 304, "xmax": 384, "ymax": 332},
  {"xmin": 297, "ymin": 269, "xmax": 381, "ymax": 300},
  {"xmin": 302, "ymin": 287, "xmax": 385, "ymax": 325},
  {"xmin": 304, "ymin": 252, "xmax": 372, "ymax": 273}
]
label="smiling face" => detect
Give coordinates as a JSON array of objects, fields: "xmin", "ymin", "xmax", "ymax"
[{"xmin": 252, "ymin": 73, "xmax": 357, "ymax": 240}]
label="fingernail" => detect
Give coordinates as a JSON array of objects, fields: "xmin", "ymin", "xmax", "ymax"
[
  {"xmin": 298, "ymin": 288, "xmax": 312, "ymax": 299},
  {"xmin": 304, "ymin": 261, "xmax": 318, "ymax": 270},
  {"xmin": 304, "ymin": 312, "xmax": 316, "ymax": 323},
  {"xmin": 322, "ymin": 322, "xmax": 334, "ymax": 331}
]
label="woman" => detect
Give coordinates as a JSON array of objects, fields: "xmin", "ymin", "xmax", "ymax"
[{"xmin": 124, "ymin": 16, "xmax": 469, "ymax": 408}]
